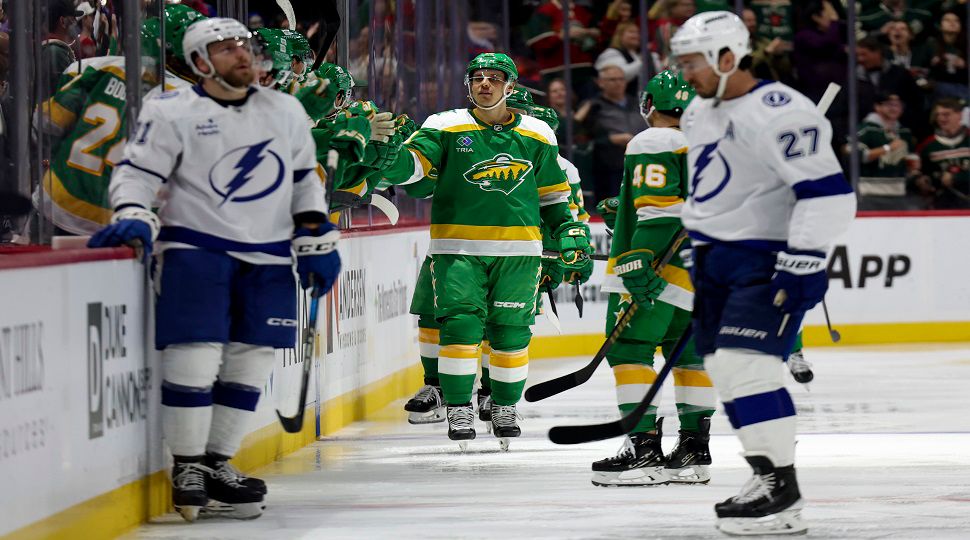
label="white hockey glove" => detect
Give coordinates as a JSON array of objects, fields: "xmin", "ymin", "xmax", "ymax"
[{"xmin": 369, "ymin": 111, "xmax": 395, "ymax": 143}]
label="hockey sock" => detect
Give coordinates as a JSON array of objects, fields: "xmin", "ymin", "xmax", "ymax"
[
  {"xmin": 162, "ymin": 343, "xmax": 223, "ymax": 457},
  {"xmin": 792, "ymin": 331, "xmax": 804, "ymax": 353},
  {"xmin": 480, "ymin": 340, "xmax": 492, "ymax": 393},
  {"xmin": 488, "ymin": 348, "xmax": 529, "ymax": 406},
  {"xmin": 705, "ymin": 348, "xmax": 797, "ymax": 467},
  {"xmin": 418, "ymin": 326, "xmax": 440, "ymax": 384},
  {"xmin": 610, "ymin": 362, "xmax": 660, "ymax": 433},
  {"xmin": 207, "ymin": 343, "xmax": 275, "ymax": 457},
  {"xmin": 438, "ymin": 344, "xmax": 480, "ymax": 405},
  {"xmin": 672, "ymin": 366, "xmax": 716, "ymax": 432}
]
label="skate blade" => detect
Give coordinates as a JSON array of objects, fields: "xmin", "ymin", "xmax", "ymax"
[
  {"xmin": 499, "ymin": 437, "xmax": 510, "ymax": 451},
  {"xmin": 665, "ymin": 465, "xmax": 711, "ymax": 484},
  {"xmin": 458, "ymin": 441, "xmax": 468, "ymax": 452},
  {"xmin": 485, "ymin": 422, "xmax": 493, "ymax": 434},
  {"xmin": 200, "ymin": 501, "xmax": 264, "ymax": 520},
  {"xmin": 716, "ymin": 508, "xmax": 807, "ymax": 536},
  {"xmin": 407, "ymin": 408, "xmax": 446, "ymax": 424},
  {"xmin": 590, "ymin": 467, "xmax": 669, "ymax": 487},
  {"xmin": 176, "ymin": 505, "xmax": 202, "ymax": 522}
]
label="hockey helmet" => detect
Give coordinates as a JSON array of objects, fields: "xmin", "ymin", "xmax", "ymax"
[
  {"xmin": 670, "ymin": 11, "xmax": 749, "ymax": 99},
  {"xmin": 464, "ymin": 53, "xmax": 519, "ymax": 111},
  {"xmin": 505, "ymin": 87, "xmax": 535, "ymax": 113},
  {"xmin": 281, "ymin": 29, "xmax": 315, "ymax": 80},
  {"xmin": 315, "ymin": 62, "xmax": 355, "ymax": 118},
  {"xmin": 182, "ymin": 18, "xmax": 254, "ymax": 90},
  {"xmin": 641, "ymin": 70, "xmax": 695, "ymax": 122},
  {"xmin": 253, "ymin": 28, "xmax": 294, "ymax": 88},
  {"xmin": 529, "ymin": 105, "xmax": 560, "ymax": 132},
  {"xmin": 163, "ymin": 3, "xmax": 207, "ymax": 61}
]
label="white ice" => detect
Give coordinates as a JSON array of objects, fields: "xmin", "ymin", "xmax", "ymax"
[{"xmin": 127, "ymin": 344, "xmax": 970, "ymax": 539}]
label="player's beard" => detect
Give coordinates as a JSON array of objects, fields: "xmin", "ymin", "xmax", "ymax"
[{"xmin": 223, "ymin": 66, "xmax": 256, "ymax": 88}]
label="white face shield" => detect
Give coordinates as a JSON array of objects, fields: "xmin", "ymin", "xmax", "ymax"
[{"xmin": 464, "ymin": 70, "xmax": 515, "ymax": 111}]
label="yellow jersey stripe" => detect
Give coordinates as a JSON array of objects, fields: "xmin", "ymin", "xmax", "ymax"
[
  {"xmin": 673, "ymin": 146, "xmax": 688, "ymax": 154},
  {"xmin": 672, "ymin": 368, "xmax": 713, "ymax": 387},
  {"xmin": 490, "ymin": 350, "xmax": 529, "ymax": 368},
  {"xmin": 441, "ymin": 123, "xmax": 485, "ymax": 133},
  {"xmin": 512, "ymin": 126, "xmax": 550, "ymax": 145},
  {"xmin": 42, "ymin": 170, "xmax": 111, "ymax": 224},
  {"xmin": 660, "ymin": 265, "xmax": 693, "ymax": 292},
  {"xmin": 43, "ymin": 99, "xmax": 78, "ymax": 130},
  {"xmin": 410, "ymin": 149, "xmax": 434, "ymax": 177},
  {"xmin": 633, "ymin": 195, "xmax": 684, "ymax": 209},
  {"xmin": 538, "ymin": 181, "xmax": 570, "ymax": 197},
  {"xmin": 613, "ymin": 364, "xmax": 658, "ymax": 386},
  {"xmin": 430, "ymin": 224, "xmax": 541, "ymax": 242},
  {"xmin": 418, "ymin": 328, "xmax": 440, "ymax": 343},
  {"xmin": 439, "ymin": 344, "xmax": 481, "ymax": 359}
]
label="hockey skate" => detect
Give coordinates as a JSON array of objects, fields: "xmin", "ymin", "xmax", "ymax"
[
  {"xmin": 591, "ymin": 420, "xmax": 667, "ymax": 487},
  {"xmin": 490, "ymin": 403, "xmax": 521, "ymax": 451},
  {"xmin": 206, "ymin": 455, "xmax": 267, "ymax": 494},
  {"xmin": 447, "ymin": 404, "xmax": 476, "ymax": 451},
  {"xmin": 478, "ymin": 391, "xmax": 493, "ymax": 433},
  {"xmin": 172, "ymin": 461, "xmax": 210, "ymax": 522},
  {"xmin": 715, "ymin": 456, "xmax": 807, "ymax": 536},
  {"xmin": 404, "ymin": 384, "xmax": 446, "ymax": 424},
  {"xmin": 200, "ymin": 459, "xmax": 266, "ymax": 520},
  {"xmin": 787, "ymin": 351, "xmax": 814, "ymax": 385},
  {"xmin": 665, "ymin": 417, "xmax": 712, "ymax": 484}
]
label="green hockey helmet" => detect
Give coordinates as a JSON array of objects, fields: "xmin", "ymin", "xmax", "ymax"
[
  {"xmin": 641, "ymin": 70, "xmax": 695, "ymax": 121},
  {"xmin": 163, "ymin": 3, "xmax": 207, "ymax": 61},
  {"xmin": 280, "ymin": 29, "xmax": 314, "ymax": 81},
  {"xmin": 505, "ymin": 87, "xmax": 535, "ymax": 113},
  {"xmin": 530, "ymin": 105, "xmax": 560, "ymax": 132},
  {"xmin": 141, "ymin": 17, "xmax": 161, "ymax": 60},
  {"xmin": 253, "ymin": 28, "xmax": 294, "ymax": 88},
  {"xmin": 465, "ymin": 52, "xmax": 518, "ymax": 83},
  {"xmin": 315, "ymin": 62, "xmax": 355, "ymax": 118}
]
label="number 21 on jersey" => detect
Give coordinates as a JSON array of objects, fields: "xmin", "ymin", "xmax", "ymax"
[{"xmin": 632, "ymin": 163, "xmax": 667, "ymax": 188}]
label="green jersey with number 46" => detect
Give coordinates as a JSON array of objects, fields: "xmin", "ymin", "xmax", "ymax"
[
  {"xmin": 602, "ymin": 127, "xmax": 694, "ymax": 311},
  {"xmin": 384, "ymin": 108, "xmax": 572, "ymax": 256}
]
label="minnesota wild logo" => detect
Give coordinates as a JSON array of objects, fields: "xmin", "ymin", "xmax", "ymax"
[{"xmin": 463, "ymin": 153, "xmax": 533, "ymax": 195}]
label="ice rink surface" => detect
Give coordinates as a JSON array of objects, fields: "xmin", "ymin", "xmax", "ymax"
[{"xmin": 128, "ymin": 344, "xmax": 970, "ymax": 539}]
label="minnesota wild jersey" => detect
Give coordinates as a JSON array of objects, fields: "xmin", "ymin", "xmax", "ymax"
[
  {"xmin": 39, "ymin": 59, "xmax": 182, "ymax": 234},
  {"xmin": 559, "ymin": 155, "xmax": 589, "ymax": 222},
  {"xmin": 918, "ymin": 129, "xmax": 970, "ymax": 209},
  {"xmin": 603, "ymin": 127, "xmax": 693, "ymax": 311},
  {"xmin": 387, "ymin": 108, "xmax": 571, "ymax": 256}
]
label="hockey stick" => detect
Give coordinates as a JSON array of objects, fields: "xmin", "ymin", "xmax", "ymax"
[
  {"xmin": 549, "ymin": 325, "xmax": 692, "ymax": 444},
  {"xmin": 543, "ymin": 249, "xmax": 608, "ymax": 262},
  {"xmin": 277, "ymin": 281, "xmax": 321, "ymax": 433},
  {"xmin": 312, "ymin": 0, "xmax": 341, "ymax": 71},
  {"xmin": 821, "ymin": 298, "xmax": 841, "ymax": 342},
  {"xmin": 543, "ymin": 285, "xmax": 563, "ymax": 334},
  {"xmin": 524, "ymin": 229, "xmax": 689, "ymax": 402},
  {"xmin": 573, "ymin": 283, "xmax": 584, "ymax": 317}
]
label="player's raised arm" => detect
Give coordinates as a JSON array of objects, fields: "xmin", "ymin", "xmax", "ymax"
[{"xmin": 381, "ymin": 114, "xmax": 447, "ymax": 186}]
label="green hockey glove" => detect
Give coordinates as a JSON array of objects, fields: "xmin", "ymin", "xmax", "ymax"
[
  {"xmin": 329, "ymin": 113, "xmax": 370, "ymax": 163},
  {"xmin": 552, "ymin": 221, "xmax": 594, "ymax": 285},
  {"xmin": 596, "ymin": 197, "xmax": 619, "ymax": 230},
  {"xmin": 295, "ymin": 78, "xmax": 334, "ymax": 123},
  {"xmin": 540, "ymin": 255, "xmax": 565, "ymax": 290},
  {"xmin": 614, "ymin": 249, "xmax": 667, "ymax": 304}
]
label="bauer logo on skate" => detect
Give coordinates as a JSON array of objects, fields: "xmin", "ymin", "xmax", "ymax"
[
  {"xmin": 463, "ymin": 153, "xmax": 534, "ymax": 195},
  {"xmin": 86, "ymin": 302, "xmax": 151, "ymax": 440},
  {"xmin": 208, "ymin": 139, "xmax": 285, "ymax": 207}
]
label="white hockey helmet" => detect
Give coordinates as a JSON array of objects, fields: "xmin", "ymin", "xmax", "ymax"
[
  {"xmin": 670, "ymin": 11, "xmax": 750, "ymax": 99},
  {"xmin": 182, "ymin": 17, "xmax": 253, "ymax": 90}
]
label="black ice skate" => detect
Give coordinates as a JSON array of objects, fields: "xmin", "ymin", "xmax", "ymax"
[
  {"xmin": 715, "ymin": 455, "xmax": 807, "ymax": 536},
  {"xmin": 787, "ymin": 350, "xmax": 814, "ymax": 385},
  {"xmin": 172, "ymin": 461, "xmax": 210, "ymax": 522},
  {"xmin": 490, "ymin": 403, "xmax": 521, "ymax": 451},
  {"xmin": 201, "ymin": 459, "xmax": 266, "ymax": 520},
  {"xmin": 206, "ymin": 454, "xmax": 267, "ymax": 494},
  {"xmin": 447, "ymin": 403, "xmax": 476, "ymax": 451},
  {"xmin": 665, "ymin": 417, "xmax": 712, "ymax": 484},
  {"xmin": 404, "ymin": 384, "xmax": 446, "ymax": 424},
  {"xmin": 477, "ymin": 387, "xmax": 492, "ymax": 423},
  {"xmin": 591, "ymin": 419, "xmax": 667, "ymax": 487}
]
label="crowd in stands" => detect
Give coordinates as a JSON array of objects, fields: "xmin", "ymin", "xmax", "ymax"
[{"xmin": 479, "ymin": 0, "xmax": 970, "ymax": 211}]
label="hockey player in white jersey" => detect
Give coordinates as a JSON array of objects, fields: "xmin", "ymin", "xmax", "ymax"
[
  {"xmin": 87, "ymin": 18, "xmax": 340, "ymax": 522},
  {"xmin": 671, "ymin": 11, "xmax": 856, "ymax": 536}
]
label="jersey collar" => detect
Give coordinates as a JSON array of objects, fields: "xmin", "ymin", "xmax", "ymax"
[
  {"xmin": 192, "ymin": 83, "xmax": 257, "ymax": 108},
  {"xmin": 470, "ymin": 108, "xmax": 521, "ymax": 132}
]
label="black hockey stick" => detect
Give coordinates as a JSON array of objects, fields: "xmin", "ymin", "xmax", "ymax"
[
  {"xmin": 574, "ymin": 282, "xmax": 584, "ymax": 317},
  {"xmin": 312, "ymin": 0, "xmax": 341, "ymax": 71},
  {"xmin": 548, "ymin": 325, "xmax": 692, "ymax": 444},
  {"xmin": 821, "ymin": 298, "xmax": 841, "ymax": 342},
  {"xmin": 524, "ymin": 229, "xmax": 689, "ymax": 402},
  {"xmin": 542, "ymin": 249, "xmax": 608, "ymax": 262},
  {"xmin": 277, "ymin": 281, "xmax": 321, "ymax": 433}
]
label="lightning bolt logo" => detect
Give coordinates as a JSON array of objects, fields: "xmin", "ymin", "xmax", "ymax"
[
  {"xmin": 690, "ymin": 141, "xmax": 732, "ymax": 203},
  {"xmin": 209, "ymin": 139, "xmax": 285, "ymax": 206}
]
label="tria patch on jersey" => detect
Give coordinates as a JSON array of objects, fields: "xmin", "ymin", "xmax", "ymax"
[{"xmin": 463, "ymin": 153, "xmax": 533, "ymax": 195}]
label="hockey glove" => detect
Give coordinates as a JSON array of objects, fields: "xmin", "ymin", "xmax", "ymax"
[
  {"xmin": 329, "ymin": 113, "xmax": 370, "ymax": 163},
  {"xmin": 293, "ymin": 222, "xmax": 342, "ymax": 297},
  {"xmin": 539, "ymin": 255, "xmax": 565, "ymax": 290},
  {"xmin": 596, "ymin": 197, "xmax": 619, "ymax": 231},
  {"xmin": 552, "ymin": 221, "xmax": 594, "ymax": 284},
  {"xmin": 771, "ymin": 250, "xmax": 828, "ymax": 313},
  {"xmin": 294, "ymin": 78, "xmax": 333, "ymax": 123},
  {"xmin": 87, "ymin": 206, "xmax": 160, "ymax": 263},
  {"xmin": 614, "ymin": 249, "xmax": 666, "ymax": 304},
  {"xmin": 369, "ymin": 111, "xmax": 395, "ymax": 143}
]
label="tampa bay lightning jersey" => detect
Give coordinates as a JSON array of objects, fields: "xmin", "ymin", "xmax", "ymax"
[
  {"xmin": 109, "ymin": 84, "xmax": 327, "ymax": 265},
  {"xmin": 680, "ymin": 81, "xmax": 856, "ymax": 253}
]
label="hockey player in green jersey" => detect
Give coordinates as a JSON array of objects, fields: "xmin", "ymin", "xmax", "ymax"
[
  {"xmin": 383, "ymin": 53, "xmax": 593, "ymax": 450},
  {"xmin": 35, "ymin": 13, "xmax": 195, "ymax": 234},
  {"xmin": 593, "ymin": 71, "xmax": 716, "ymax": 486}
]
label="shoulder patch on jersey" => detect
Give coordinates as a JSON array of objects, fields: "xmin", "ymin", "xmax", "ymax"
[
  {"xmin": 517, "ymin": 115, "xmax": 557, "ymax": 145},
  {"xmin": 762, "ymin": 90, "xmax": 792, "ymax": 107},
  {"xmin": 627, "ymin": 127, "xmax": 688, "ymax": 156}
]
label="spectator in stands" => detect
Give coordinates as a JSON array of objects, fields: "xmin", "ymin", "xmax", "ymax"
[
  {"xmin": 916, "ymin": 97, "xmax": 970, "ymax": 209},
  {"xmin": 524, "ymin": 0, "xmax": 599, "ymax": 96},
  {"xmin": 594, "ymin": 21, "xmax": 651, "ymax": 97},
  {"xmin": 853, "ymin": 92, "xmax": 921, "ymax": 209},
  {"xmin": 886, "ymin": 19, "xmax": 933, "ymax": 89},
  {"xmin": 42, "ymin": 0, "xmax": 81, "ymax": 97},
  {"xmin": 598, "ymin": 0, "xmax": 634, "ymax": 51},
  {"xmin": 744, "ymin": 7, "xmax": 794, "ymax": 84},
  {"xmin": 648, "ymin": 0, "xmax": 696, "ymax": 66},
  {"xmin": 546, "ymin": 77, "xmax": 573, "ymax": 142},
  {"xmin": 857, "ymin": 35, "xmax": 928, "ymax": 139},
  {"xmin": 927, "ymin": 10, "xmax": 969, "ymax": 101},
  {"xmin": 859, "ymin": 1, "xmax": 934, "ymax": 43},
  {"xmin": 793, "ymin": 1, "xmax": 849, "ymax": 145},
  {"xmin": 576, "ymin": 64, "xmax": 646, "ymax": 203}
]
